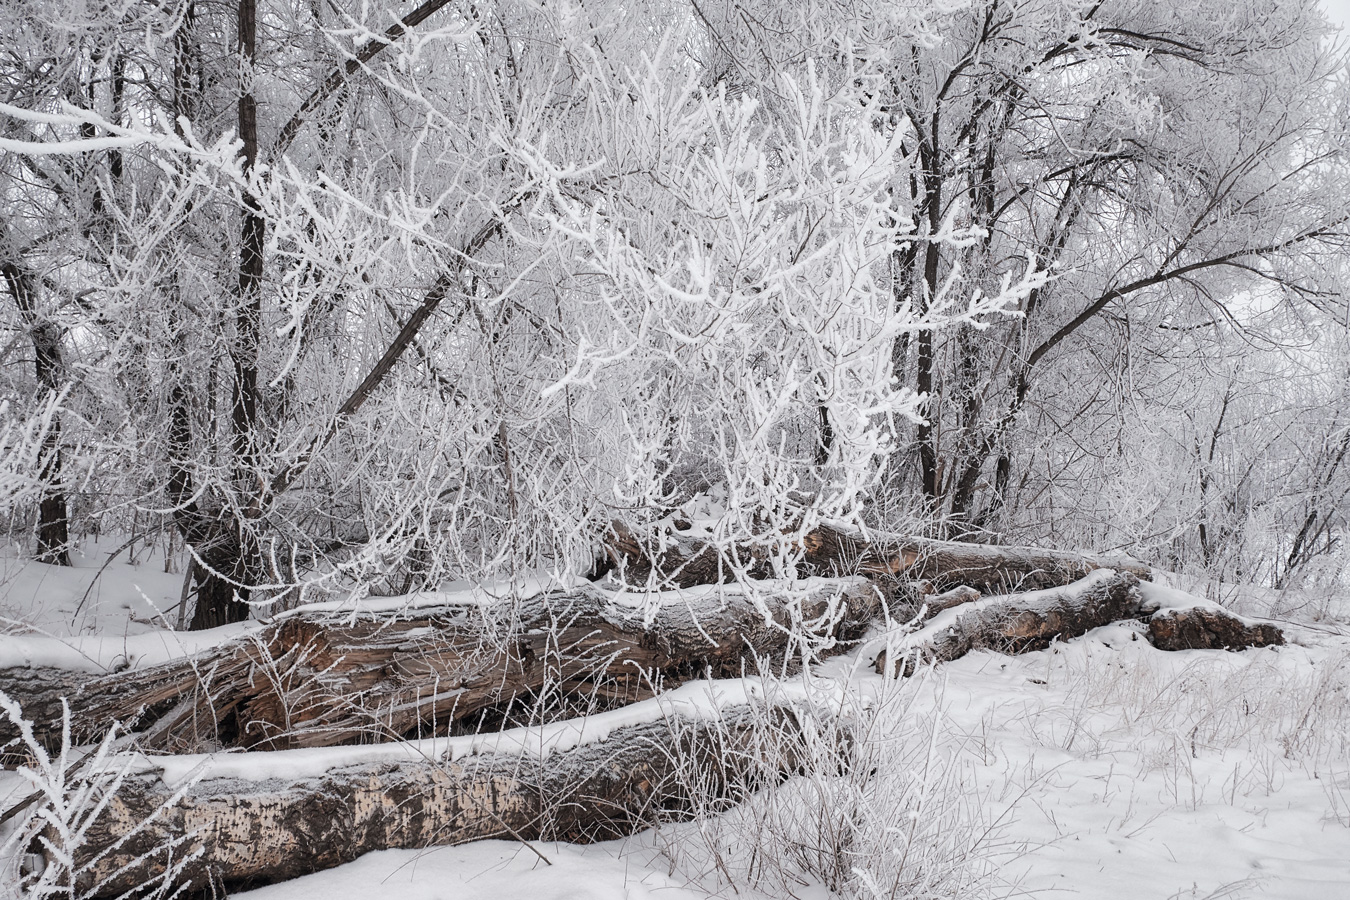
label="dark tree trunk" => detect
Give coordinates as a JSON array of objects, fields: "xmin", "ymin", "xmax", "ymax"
[
  {"xmin": 1, "ymin": 262, "xmax": 70, "ymax": 566},
  {"xmin": 161, "ymin": 0, "xmax": 252, "ymax": 630},
  {"xmin": 187, "ymin": 536, "xmax": 251, "ymax": 630},
  {"xmin": 173, "ymin": 0, "xmax": 267, "ymax": 632},
  {"xmin": 232, "ymin": 0, "xmax": 264, "ymax": 508},
  {"xmin": 816, "ymin": 403, "xmax": 833, "ymax": 466},
  {"xmin": 165, "ymin": 308, "xmax": 252, "ymax": 630},
  {"xmin": 916, "ymin": 117, "xmax": 942, "ymax": 508}
]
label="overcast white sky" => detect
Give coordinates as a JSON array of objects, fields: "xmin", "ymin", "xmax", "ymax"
[{"xmin": 1324, "ymin": 0, "xmax": 1350, "ymax": 28}]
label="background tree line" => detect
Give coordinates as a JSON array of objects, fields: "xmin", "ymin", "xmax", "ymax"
[{"xmin": 1, "ymin": 0, "xmax": 1347, "ymax": 628}]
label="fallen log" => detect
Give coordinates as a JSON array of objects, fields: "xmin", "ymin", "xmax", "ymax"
[
  {"xmin": 875, "ymin": 570, "xmax": 1143, "ymax": 677},
  {"xmin": 893, "ymin": 584, "xmax": 983, "ymax": 626},
  {"xmin": 799, "ymin": 526, "xmax": 1152, "ymax": 593},
  {"xmin": 873, "ymin": 573, "xmax": 1288, "ymax": 675},
  {"xmin": 0, "ymin": 580, "xmax": 881, "ymax": 753},
  {"xmin": 603, "ymin": 521, "xmax": 1151, "ymax": 593},
  {"xmin": 1147, "ymin": 607, "xmax": 1285, "ymax": 651},
  {"xmin": 69, "ymin": 684, "xmax": 810, "ymax": 896}
]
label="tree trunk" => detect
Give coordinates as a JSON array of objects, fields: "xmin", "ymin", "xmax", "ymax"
[
  {"xmin": 1, "ymin": 261, "xmax": 70, "ymax": 566},
  {"xmin": 875, "ymin": 570, "xmax": 1143, "ymax": 676},
  {"xmin": 179, "ymin": 0, "xmax": 267, "ymax": 632},
  {"xmin": 873, "ymin": 571, "xmax": 1284, "ymax": 676},
  {"xmin": 71, "ymin": 698, "xmax": 807, "ymax": 896},
  {"xmin": 3, "ymin": 565, "xmax": 1287, "ymax": 897},
  {"xmin": 603, "ymin": 521, "xmax": 1152, "ymax": 594},
  {"xmin": 160, "ymin": 0, "xmax": 265, "ymax": 632},
  {"xmin": 166, "ymin": 365, "xmax": 252, "ymax": 632},
  {"xmin": 1147, "ymin": 606, "xmax": 1284, "ymax": 652},
  {"xmin": 0, "ymin": 581, "xmax": 882, "ymax": 754},
  {"xmin": 799, "ymin": 524, "xmax": 1152, "ymax": 592},
  {"xmin": 187, "ymin": 539, "xmax": 252, "ymax": 630}
]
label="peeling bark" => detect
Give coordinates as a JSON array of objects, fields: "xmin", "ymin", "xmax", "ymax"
[
  {"xmin": 74, "ymin": 702, "xmax": 804, "ymax": 896},
  {"xmin": 0, "ymin": 582, "xmax": 881, "ymax": 753},
  {"xmin": 876, "ymin": 571, "xmax": 1144, "ymax": 676}
]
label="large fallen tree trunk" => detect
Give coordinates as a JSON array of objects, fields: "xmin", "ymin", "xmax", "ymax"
[
  {"xmin": 4, "ymin": 558, "xmax": 1286, "ymax": 897},
  {"xmin": 604, "ymin": 521, "xmax": 1152, "ymax": 593},
  {"xmin": 71, "ymin": 687, "xmax": 810, "ymax": 896},
  {"xmin": 802, "ymin": 526, "xmax": 1153, "ymax": 593},
  {"xmin": 51, "ymin": 575, "xmax": 1287, "ymax": 897},
  {"xmin": 0, "ymin": 581, "xmax": 880, "ymax": 753}
]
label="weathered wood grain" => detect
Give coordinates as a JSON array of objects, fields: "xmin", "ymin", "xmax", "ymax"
[{"xmin": 1, "ymin": 582, "xmax": 880, "ymax": 753}]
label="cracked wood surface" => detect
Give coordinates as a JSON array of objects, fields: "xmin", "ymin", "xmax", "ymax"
[{"xmin": 1, "ymin": 582, "xmax": 880, "ymax": 753}]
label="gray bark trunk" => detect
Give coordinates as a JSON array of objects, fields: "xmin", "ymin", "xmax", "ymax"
[
  {"xmin": 604, "ymin": 521, "xmax": 1151, "ymax": 593},
  {"xmin": 0, "ymin": 582, "xmax": 881, "ymax": 753},
  {"xmin": 72, "ymin": 702, "xmax": 803, "ymax": 896},
  {"xmin": 875, "ymin": 570, "xmax": 1145, "ymax": 676}
]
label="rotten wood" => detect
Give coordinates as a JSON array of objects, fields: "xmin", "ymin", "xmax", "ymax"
[
  {"xmin": 0, "ymin": 582, "xmax": 881, "ymax": 754},
  {"xmin": 1147, "ymin": 607, "xmax": 1285, "ymax": 652}
]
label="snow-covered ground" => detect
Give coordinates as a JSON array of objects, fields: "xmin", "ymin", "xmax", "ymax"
[
  {"xmin": 891, "ymin": 620, "xmax": 1350, "ymax": 899},
  {"xmin": 1, "ymin": 541, "xmax": 1347, "ymax": 899},
  {"xmin": 0, "ymin": 536, "xmax": 185, "ymax": 638}
]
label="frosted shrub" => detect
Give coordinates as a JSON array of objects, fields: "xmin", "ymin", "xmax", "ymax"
[
  {"xmin": 0, "ymin": 694, "xmax": 197, "ymax": 900},
  {"xmin": 656, "ymin": 672, "xmax": 1016, "ymax": 899}
]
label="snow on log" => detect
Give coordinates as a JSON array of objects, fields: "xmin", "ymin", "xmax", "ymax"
[
  {"xmin": 874, "ymin": 570, "xmax": 1144, "ymax": 677},
  {"xmin": 800, "ymin": 525, "xmax": 1153, "ymax": 593},
  {"xmin": 70, "ymin": 683, "xmax": 810, "ymax": 896},
  {"xmin": 603, "ymin": 521, "xmax": 1151, "ymax": 593},
  {"xmin": 1147, "ymin": 608, "xmax": 1285, "ymax": 651},
  {"xmin": 0, "ymin": 580, "xmax": 880, "ymax": 754},
  {"xmin": 1137, "ymin": 583, "xmax": 1285, "ymax": 651},
  {"xmin": 873, "ymin": 574, "xmax": 1288, "ymax": 675}
]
